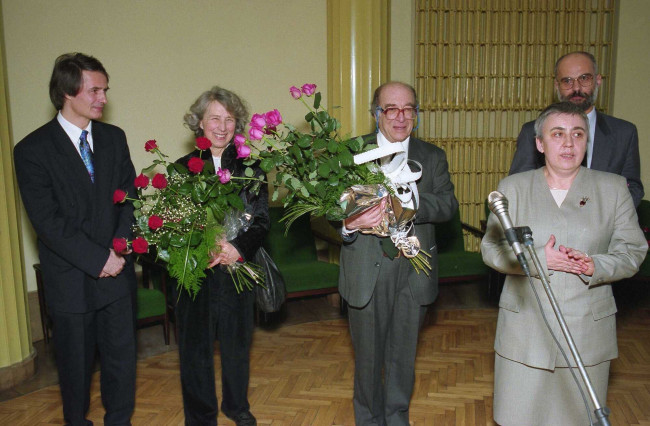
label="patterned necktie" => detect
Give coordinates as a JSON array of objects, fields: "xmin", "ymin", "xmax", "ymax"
[{"xmin": 79, "ymin": 130, "xmax": 95, "ymax": 182}]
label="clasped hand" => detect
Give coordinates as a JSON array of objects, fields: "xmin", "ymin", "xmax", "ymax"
[
  {"xmin": 208, "ymin": 239, "xmax": 242, "ymax": 268},
  {"xmin": 544, "ymin": 234, "xmax": 594, "ymax": 276},
  {"xmin": 100, "ymin": 249, "xmax": 126, "ymax": 278}
]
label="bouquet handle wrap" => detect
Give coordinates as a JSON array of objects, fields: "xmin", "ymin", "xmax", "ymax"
[{"xmin": 253, "ymin": 247, "xmax": 286, "ymax": 312}]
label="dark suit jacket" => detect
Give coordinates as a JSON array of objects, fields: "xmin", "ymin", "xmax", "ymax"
[
  {"xmin": 14, "ymin": 117, "xmax": 137, "ymax": 313},
  {"xmin": 508, "ymin": 111, "xmax": 644, "ymax": 207},
  {"xmin": 338, "ymin": 136, "xmax": 458, "ymax": 308},
  {"xmin": 176, "ymin": 143, "xmax": 269, "ymax": 261}
]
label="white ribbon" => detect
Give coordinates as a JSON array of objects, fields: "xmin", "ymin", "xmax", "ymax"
[{"xmin": 353, "ymin": 143, "xmax": 422, "ymax": 207}]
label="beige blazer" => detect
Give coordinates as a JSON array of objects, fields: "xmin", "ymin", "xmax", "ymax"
[{"xmin": 481, "ymin": 167, "xmax": 647, "ymax": 370}]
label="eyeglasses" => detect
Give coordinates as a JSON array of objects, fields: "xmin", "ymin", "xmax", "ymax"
[
  {"xmin": 376, "ymin": 106, "xmax": 418, "ymax": 120},
  {"xmin": 557, "ymin": 73, "xmax": 594, "ymax": 90}
]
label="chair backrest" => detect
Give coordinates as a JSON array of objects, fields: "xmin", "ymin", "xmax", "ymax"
[
  {"xmin": 263, "ymin": 207, "xmax": 318, "ymax": 265},
  {"xmin": 434, "ymin": 209, "xmax": 466, "ymax": 253}
]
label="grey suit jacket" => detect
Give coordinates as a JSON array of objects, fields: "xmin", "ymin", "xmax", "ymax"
[
  {"xmin": 481, "ymin": 168, "xmax": 647, "ymax": 370},
  {"xmin": 509, "ymin": 111, "xmax": 644, "ymax": 207},
  {"xmin": 14, "ymin": 117, "xmax": 137, "ymax": 313},
  {"xmin": 338, "ymin": 136, "xmax": 458, "ymax": 308}
]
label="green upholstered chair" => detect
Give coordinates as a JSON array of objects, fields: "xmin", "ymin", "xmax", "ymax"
[
  {"xmin": 138, "ymin": 257, "xmax": 172, "ymax": 344},
  {"xmin": 263, "ymin": 207, "xmax": 340, "ymax": 299},
  {"xmin": 435, "ymin": 209, "xmax": 490, "ymax": 285},
  {"xmin": 33, "ymin": 261, "xmax": 171, "ymax": 345}
]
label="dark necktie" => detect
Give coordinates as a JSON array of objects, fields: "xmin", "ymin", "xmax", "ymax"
[{"xmin": 79, "ymin": 130, "xmax": 95, "ymax": 182}]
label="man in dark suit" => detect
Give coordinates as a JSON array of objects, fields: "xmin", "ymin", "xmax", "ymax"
[
  {"xmin": 339, "ymin": 82, "xmax": 458, "ymax": 425},
  {"xmin": 14, "ymin": 53, "xmax": 137, "ymax": 426},
  {"xmin": 509, "ymin": 51, "xmax": 644, "ymax": 207}
]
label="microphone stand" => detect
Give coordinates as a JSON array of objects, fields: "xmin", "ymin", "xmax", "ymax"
[{"xmin": 517, "ymin": 226, "xmax": 611, "ymax": 426}]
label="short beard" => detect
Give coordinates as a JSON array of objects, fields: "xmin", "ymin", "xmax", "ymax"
[{"xmin": 556, "ymin": 85, "xmax": 598, "ymax": 111}]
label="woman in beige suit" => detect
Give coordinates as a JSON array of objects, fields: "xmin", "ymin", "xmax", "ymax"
[{"xmin": 482, "ymin": 102, "xmax": 647, "ymax": 425}]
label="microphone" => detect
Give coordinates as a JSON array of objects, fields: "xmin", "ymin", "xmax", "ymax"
[{"xmin": 487, "ymin": 191, "xmax": 530, "ymax": 276}]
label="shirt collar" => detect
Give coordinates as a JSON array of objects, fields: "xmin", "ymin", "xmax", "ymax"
[{"xmin": 57, "ymin": 112, "xmax": 93, "ymax": 149}]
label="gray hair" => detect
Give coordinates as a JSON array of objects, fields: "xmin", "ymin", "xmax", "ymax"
[
  {"xmin": 183, "ymin": 86, "xmax": 249, "ymax": 136},
  {"xmin": 534, "ymin": 102, "xmax": 589, "ymax": 139}
]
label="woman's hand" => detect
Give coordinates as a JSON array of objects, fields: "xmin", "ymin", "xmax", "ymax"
[
  {"xmin": 544, "ymin": 234, "xmax": 593, "ymax": 276},
  {"xmin": 208, "ymin": 240, "xmax": 242, "ymax": 268},
  {"xmin": 565, "ymin": 247, "xmax": 595, "ymax": 276},
  {"xmin": 343, "ymin": 198, "xmax": 387, "ymax": 231}
]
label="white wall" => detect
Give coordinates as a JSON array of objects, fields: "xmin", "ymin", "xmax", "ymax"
[
  {"xmin": 612, "ymin": 0, "xmax": 650, "ymax": 198},
  {"xmin": 3, "ymin": 0, "xmax": 327, "ymax": 291}
]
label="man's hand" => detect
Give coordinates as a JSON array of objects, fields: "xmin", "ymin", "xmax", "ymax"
[
  {"xmin": 99, "ymin": 249, "xmax": 126, "ymax": 278},
  {"xmin": 343, "ymin": 198, "xmax": 387, "ymax": 231}
]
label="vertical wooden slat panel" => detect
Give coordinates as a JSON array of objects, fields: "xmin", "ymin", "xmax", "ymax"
[{"xmin": 414, "ymin": 0, "xmax": 615, "ymax": 252}]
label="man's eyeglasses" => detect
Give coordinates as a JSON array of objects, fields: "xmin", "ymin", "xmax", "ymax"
[
  {"xmin": 376, "ymin": 106, "xmax": 418, "ymax": 120},
  {"xmin": 557, "ymin": 73, "xmax": 594, "ymax": 90}
]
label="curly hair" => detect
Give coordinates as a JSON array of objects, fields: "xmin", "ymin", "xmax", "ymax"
[{"xmin": 183, "ymin": 86, "xmax": 249, "ymax": 136}]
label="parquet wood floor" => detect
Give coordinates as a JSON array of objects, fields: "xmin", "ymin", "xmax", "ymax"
[{"xmin": 1, "ymin": 305, "xmax": 649, "ymax": 425}]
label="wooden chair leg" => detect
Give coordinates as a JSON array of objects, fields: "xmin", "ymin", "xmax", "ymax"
[{"xmin": 34, "ymin": 264, "xmax": 51, "ymax": 344}]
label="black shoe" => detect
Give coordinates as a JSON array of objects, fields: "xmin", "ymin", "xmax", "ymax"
[{"xmin": 228, "ymin": 410, "xmax": 257, "ymax": 426}]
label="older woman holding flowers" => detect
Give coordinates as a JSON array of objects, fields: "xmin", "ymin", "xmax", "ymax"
[
  {"xmin": 174, "ymin": 86, "xmax": 268, "ymax": 426},
  {"xmin": 481, "ymin": 102, "xmax": 647, "ymax": 425}
]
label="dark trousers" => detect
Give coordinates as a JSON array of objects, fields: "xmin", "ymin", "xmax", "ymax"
[
  {"xmin": 176, "ymin": 268, "xmax": 255, "ymax": 426},
  {"xmin": 347, "ymin": 256, "xmax": 427, "ymax": 426},
  {"xmin": 49, "ymin": 294, "xmax": 137, "ymax": 426}
]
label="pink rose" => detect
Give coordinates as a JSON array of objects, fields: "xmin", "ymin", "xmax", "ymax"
[
  {"xmin": 151, "ymin": 173, "xmax": 168, "ymax": 189},
  {"xmin": 195, "ymin": 137, "xmax": 212, "ymax": 151},
  {"xmin": 217, "ymin": 167, "xmax": 231, "ymax": 184},
  {"xmin": 236, "ymin": 144, "xmax": 251, "ymax": 159},
  {"xmin": 132, "ymin": 237, "xmax": 149, "ymax": 254},
  {"xmin": 187, "ymin": 157, "xmax": 204, "ymax": 174},
  {"xmin": 301, "ymin": 83, "xmax": 317, "ymax": 96},
  {"xmin": 113, "ymin": 189, "xmax": 127, "ymax": 204},
  {"xmin": 144, "ymin": 139, "xmax": 158, "ymax": 152},
  {"xmin": 250, "ymin": 113, "xmax": 267, "ymax": 129},
  {"xmin": 289, "ymin": 86, "xmax": 302, "ymax": 99},
  {"xmin": 264, "ymin": 109, "xmax": 282, "ymax": 127},
  {"xmin": 148, "ymin": 215, "xmax": 163, "ymax": 230},
  {"xmin": 112, "ymin": 237, "xmax": 128, "ymax": 253},
  {"xmin": 134, "ymin": 174, "xmax": 149, "ymax": 189},
  {"xmin": 248, "ymin": 127, "xmax": 264, "ymax": 141},
  {"xmin": 234, "ymin": 134, "xmax": 246, "ymax": 146}
]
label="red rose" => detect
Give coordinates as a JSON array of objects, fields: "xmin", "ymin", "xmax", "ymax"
[
  {"xmin": 145, "ymin": 139, "xmax": 158, "ymax": 152},
  {"xmin": 152, "ymin": 173, "xmax": 168, "ymax": 189},
  {"xmin": 132, "ymin": 237, "xmax": 149, "ymax": 254},
  {"xmin": 148, "ymin": 215, "xmax": 163, "ymax": 230},
  {"xmin": 112, "ymin": 237, "xmax": 128, "ymax": 253},
  {"xmin": 134, "ymin": 173, "xmax": 149, "ymax": 189},
  {"xmin": 113, "ymin": 189, "xmax": 127, "ymax": 204},
  {"xmin": 196, "ymin": 137, "xmax": 212, "ymax": 151},
  {"xmin": 187, "ymin": 157, "xmax": 204, "ymax": 174}
]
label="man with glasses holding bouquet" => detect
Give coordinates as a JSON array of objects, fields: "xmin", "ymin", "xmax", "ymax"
[
  {"xmin": 340, "ymin": 81, "xmax": 458, "ymax": 425},
  {"xmin": 509, "ymin": 51, "xmax": 643, "ymax": 207}
]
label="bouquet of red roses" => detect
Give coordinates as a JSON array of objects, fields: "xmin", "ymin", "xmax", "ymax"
[{"xmin": 113, "ymin": 138, "xmax": 265, "ymax": 297}]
